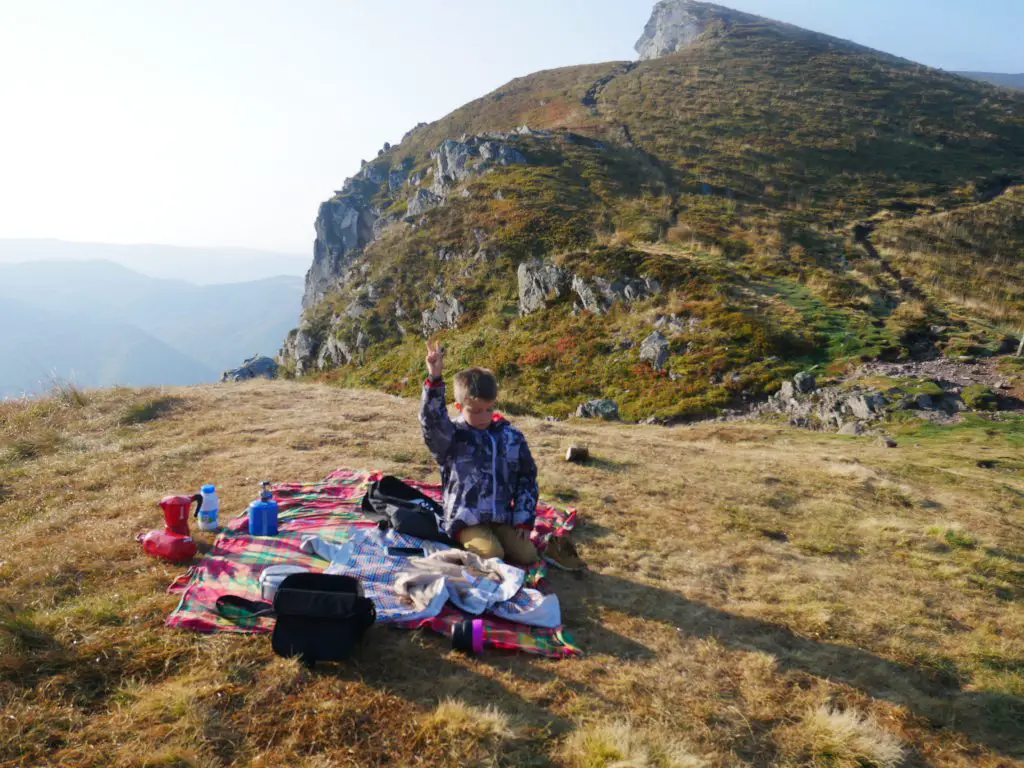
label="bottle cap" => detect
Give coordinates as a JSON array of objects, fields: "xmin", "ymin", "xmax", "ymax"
[{"xmin": 202, "ymin": 484, "xmax": 215, "ymax": 493}]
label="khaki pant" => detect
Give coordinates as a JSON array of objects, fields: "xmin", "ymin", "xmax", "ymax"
[{"xmin": 457, "ymin": 523, "xmax": 538, "ymax": 566}]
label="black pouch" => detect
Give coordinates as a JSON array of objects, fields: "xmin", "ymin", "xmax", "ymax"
[
  {"xmin": 218, "ymin": 573, "xmax": 376, "ymax": 666},
  {"xmin": 361, "ymin": 475, "xmax": 456, "ymax": 545}
]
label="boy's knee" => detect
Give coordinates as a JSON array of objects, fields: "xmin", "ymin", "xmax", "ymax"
[{"xmin": 457, "ymin": 526, "xmax": 504, "ymax": 560}]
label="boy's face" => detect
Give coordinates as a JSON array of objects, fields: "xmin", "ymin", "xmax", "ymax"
[{"xmin": 456, "ymin": 397, "xmax": 496, "ymax": 430}]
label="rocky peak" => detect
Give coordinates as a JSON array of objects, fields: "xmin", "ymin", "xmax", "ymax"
[{"xmin": 635, "ymin": 0, "xmax": 766, "ymax": 60}]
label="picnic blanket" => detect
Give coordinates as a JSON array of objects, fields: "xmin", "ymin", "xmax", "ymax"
[{"xmin": 167, "ymin": 468, "xmax": 581, "ymax": 658}]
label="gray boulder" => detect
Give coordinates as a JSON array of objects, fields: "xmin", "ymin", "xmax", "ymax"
[
  {"xmin": 576, "ymin": 399, "xmax": 620, "ymax": 420},
  {"xmin": 845, "ymin": 393, "xmax": 887, "ymax": 421},
  {"xmin": 517, "ymin": 261, "xmax": 569, "ymax": 315},
  {"xmin": 640, "ymin": 331, "xmax": 670, "ymax": 370},
  {"xmin": 838, "ymin": 421, "xmax": 867, "ymax": 436},
  {"xmin": 421, "ymin": 293, "xmax": 463, "ymax": 336},
  {"xmin": 221, "ymin": 354, "xmax": 279, "ymax": 382}
]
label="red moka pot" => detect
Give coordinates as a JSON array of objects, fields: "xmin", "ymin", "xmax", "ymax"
[{"xmin": 159, "ymin": 494, "xmax": 203, "ymax": 536}]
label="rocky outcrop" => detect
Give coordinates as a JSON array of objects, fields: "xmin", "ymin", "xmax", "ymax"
[
  {"xmin": 640, "ymin": 331, "xmax": 670, "ymax": 370},
  {"xmin": 421, "ymin": 292, "xmax": 463, "ymax": 336},
  {"xmin": 304, "ymin": 195, "xmax": 378, "ymax": 310},
  {"xmin": 407, "ymin": 188, "xmax": 443, "ymax": 218},
  {"xmin": 279, "ymin": 327, "xmax": 317, "ymax": 376},
  {"xmin": 636, "ymin": 1, "xmax": 764, "ymax": 60},
  {"xmin": 517, "ymin": 261, "xmax": 569, "ymax": 315},
  {"xmin": 317, "ymin": 336, "xmax": 354, "ymax": 370},
  {"xmin": 221, "ymin": 355, "xmax": 278, "ymax": 382},
  {"xmin": 572, "ymin": 274, "xmax": 660, "ymax": 314},
  {"xmin": 517, "ymin": 260, "xmax": 661, "ymax": 316},
  {"xmin": 431, "ymin": 136, "xmax": 527, "ymax": 198}
]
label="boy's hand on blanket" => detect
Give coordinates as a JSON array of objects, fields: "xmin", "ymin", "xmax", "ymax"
[{"xmin": 426, "ymin": 339, "xmax": 445, "ymax": 379}]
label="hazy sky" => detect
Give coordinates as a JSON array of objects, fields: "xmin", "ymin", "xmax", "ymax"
[{"xmin": 1, "ymin": 0, "xmax": 1021, "ymax": 254}]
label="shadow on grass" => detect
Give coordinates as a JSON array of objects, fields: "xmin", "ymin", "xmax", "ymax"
[
  {"xmin": 581, "ymin": 456, "xmax": 638, "ymax": 473},
  {"xmin": 551, "ymin": 570, "xmax": 1024, "ymax": 761}
]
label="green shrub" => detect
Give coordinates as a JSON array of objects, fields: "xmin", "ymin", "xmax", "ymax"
[{"xmin": 962, "ymin": 385, "xmax": 998, "ymax": 411}]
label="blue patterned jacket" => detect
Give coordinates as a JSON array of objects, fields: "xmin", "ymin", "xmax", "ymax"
[{"xmin": 419, "ymin": 379, "xmax": 539, "ymax": 536}]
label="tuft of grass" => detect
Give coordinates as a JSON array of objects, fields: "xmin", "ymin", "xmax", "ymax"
[
  {"xmin": 49, "ymin": 379, "xmax": 89, "ymax": 408},
  {"xmin": 418, "ymin": 698, "xmax": 517, "ymax": 767},
  {"xmin": 560, "ymin": 721, "xmax": 704, "ymax": 768},
  {"xmin": 928, "ymin": 526, "xmax": 979, "ymax": 550},
  {"xmin": 962, "ymin": 385, "xmax": 999, "ymax": 411},
  {"xmin": 0, "ymin": 430, "xmax": 64, "ymax": 465},
  {"xmin": 120, "ymin": 396, "xmax": 180, "ymax": 426},
  {"xmin": 775, "ymin": 706, "xmax": 905, "ymax": 768}
]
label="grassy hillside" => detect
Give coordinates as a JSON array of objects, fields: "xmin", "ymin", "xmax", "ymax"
[
  {"xmin": 874, "ymin": 186, "xmax": 1024, "ymax": 328},
  {"xmin": 1, "ymin": 380, "xmax": 1022, "ymax": 765},
  {"xmin": 294, "ymin": 13, "xmax": 1024, "ymax": 422}
]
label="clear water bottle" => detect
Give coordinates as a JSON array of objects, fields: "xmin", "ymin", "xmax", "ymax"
[{"xmin": 198, "ymin": 484, "xmax": 220, "ymax": 532}]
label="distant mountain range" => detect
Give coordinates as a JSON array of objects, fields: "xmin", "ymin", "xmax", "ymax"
[
  {"xmin": 0, "ymin": 239, "xmax": 310, "ymax": 285},
  {"xmin": 958, "ymin": 72, "xmax": 1024, "ymax": 89},
  {"xmin": 0, "ymin": 260, "xmax": 302, "ymax": 397}
]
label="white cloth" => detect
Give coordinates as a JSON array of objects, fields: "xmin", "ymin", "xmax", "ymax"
[{"xmin": 298, "ymin": 531, "xmax": 562, "ymax": 628}]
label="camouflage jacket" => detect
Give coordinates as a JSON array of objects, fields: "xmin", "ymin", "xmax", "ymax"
[{"xmin": 420, "ymin": 379, "xmax": 539, "ymax": 536}]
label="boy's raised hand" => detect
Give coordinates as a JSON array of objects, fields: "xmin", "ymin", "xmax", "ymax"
[{"xmin": 425, "ymin": 339, "xmax": 445, "ymax": 379}]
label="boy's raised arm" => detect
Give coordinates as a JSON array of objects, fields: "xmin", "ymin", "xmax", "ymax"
[{"xmin": 420, "ymin": 340, "xmax": 455, "ymax": 463}]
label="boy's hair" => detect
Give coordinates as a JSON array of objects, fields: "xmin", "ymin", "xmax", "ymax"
[{"xmin": 454, "ymin": 367, "xmax": 499, "ymax": 403}]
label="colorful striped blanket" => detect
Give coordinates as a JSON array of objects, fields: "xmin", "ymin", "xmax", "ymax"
[{"xmin": 166, "ymin": 468, "xmax": 581, "ymax": 658}]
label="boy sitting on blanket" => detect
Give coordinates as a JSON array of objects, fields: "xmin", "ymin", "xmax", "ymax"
[{"xmin": 420, "ymin": 340, "xmax": 540, "ymax": 566}]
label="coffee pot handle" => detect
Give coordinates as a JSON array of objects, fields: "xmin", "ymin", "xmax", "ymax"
[{"xmin": 191, "ymin": 493, "xmax": 204, "ymax": 518}]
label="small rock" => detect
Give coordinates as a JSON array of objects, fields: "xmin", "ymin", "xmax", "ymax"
[
  {"xmin": 838, "ymin": 421, "xmax": 866, "ymax": 436},
  {"xmin": 565, "ymin": 444, "xmax": 590, "ymax": 463},
  {"xmin": 878, "ymin": 437, "xmax": 898, "ymax": 448}
]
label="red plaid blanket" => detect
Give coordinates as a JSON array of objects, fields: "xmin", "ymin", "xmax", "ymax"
[{"xmin": 166, "ymin": 468, "xmax": 581, "ymax": 658}]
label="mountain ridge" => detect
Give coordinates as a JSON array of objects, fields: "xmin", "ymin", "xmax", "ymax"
[{"xmin": 281, "ymin": 1, "xmax": 1024, "ymax": 423}]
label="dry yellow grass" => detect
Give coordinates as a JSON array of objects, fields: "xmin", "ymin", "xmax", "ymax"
[{"xmin": 1, "ymin": 379, "xmax": 1022, "ymax": 766}]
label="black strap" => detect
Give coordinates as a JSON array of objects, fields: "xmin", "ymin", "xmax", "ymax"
[{"xmin": 216, "ymin": 594, "xmax": 275, "ymax": 619}]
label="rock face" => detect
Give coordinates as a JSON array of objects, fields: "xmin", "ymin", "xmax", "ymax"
[
  {"xmin": 302, "ymin": 133, "xmax": 529, "ymax": 311},
  {"xmin": 635, "ymin": 0, "xmax": 765, "ymax": 60},
  {"xmin": 221, "ymin": 354, "xmax": 278, "ymax": 382},
  {"xmin": 304, "ymin": 195, "xmax": 378, "ymax": 310}
]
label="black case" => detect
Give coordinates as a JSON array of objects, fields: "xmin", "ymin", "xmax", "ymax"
[
  {"xmin": 270, "ymin": 573, "xmax": 376, "ymax": 666},
  {"xmin": 361, "ymin": 475, "xmax": 456, "ymax": 545}
]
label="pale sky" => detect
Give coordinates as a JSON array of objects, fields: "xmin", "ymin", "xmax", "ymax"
[{"xmin": 1, "ymin": 0, "xmax": 1021, "ymax": 254}]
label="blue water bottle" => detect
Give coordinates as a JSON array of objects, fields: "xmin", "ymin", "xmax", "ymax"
[{"xmin": 248, "ymin": 480, "xmax": 279, "ymax": 536}]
